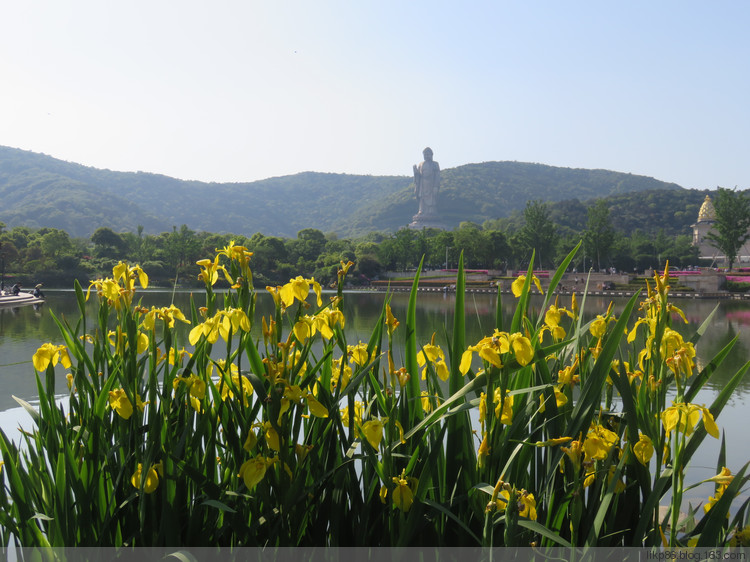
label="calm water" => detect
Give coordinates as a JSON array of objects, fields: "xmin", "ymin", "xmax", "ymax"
[{"xmin": 1, "ymin": 288, "xmax": 749, "ymax": 505}]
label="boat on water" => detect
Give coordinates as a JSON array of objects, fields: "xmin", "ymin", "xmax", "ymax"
[{"xmin": 0, "ymin": 291, "xmax": 44, "ymax": 308}]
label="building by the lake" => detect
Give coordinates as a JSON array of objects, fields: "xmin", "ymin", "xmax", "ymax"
[{"xmin": 692, "ymin": 195, "xmax": 750, "ymax": 266}]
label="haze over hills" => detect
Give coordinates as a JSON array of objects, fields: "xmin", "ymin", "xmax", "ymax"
[{"xmin": 0, "ymin": 145, "xmax": 686, "ymax": 239}]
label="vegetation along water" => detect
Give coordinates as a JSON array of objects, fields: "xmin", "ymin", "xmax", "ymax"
[{"xmin": 0, "ymin": 244, "xmax": 749, "ymax": 548}]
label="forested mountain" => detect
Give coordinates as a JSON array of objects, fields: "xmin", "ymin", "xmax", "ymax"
[
  {"xmin": 0, "ymin": 145, "xmax": 685, "ymax": 238},
  {"xmin": 490, "ymin": 188, "xmax": 712, "ymax": 238}
]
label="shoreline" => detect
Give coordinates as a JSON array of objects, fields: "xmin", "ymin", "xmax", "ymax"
[{"xmin": 348, "ymin": 285, "xmax": 750, "ymax": 300}]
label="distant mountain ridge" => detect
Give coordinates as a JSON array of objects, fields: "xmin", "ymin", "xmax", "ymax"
[{"xmin": 0, "ymin": 145, "xmax": 684, "ymax": 238}]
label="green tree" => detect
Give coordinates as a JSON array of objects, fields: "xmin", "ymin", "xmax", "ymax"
[
  {"xmin": 481, "ymin": 229, "xmax": 510, "ymax": 270},
  {"xmin": 424, "ymin": 230, "xmax": 453, "ymax": 269},
  {"xmin": 121, "ymin": 225, "xmax": 160, "ymax": 263},
  {"xmin": 161, "ymin": 225, "xmax": 201, "ymax": 276},
  {"xmin": 705, "ymin": 187, "xmax": 750, "ymax": 271},
  {"xmin": 583, "ymin": 200, "xmax": 614, "ymax": 272},
  {"xmin": 355, "ymin": 241, "xmax": 380, "ymax": 262},
  {"xmin": 5, "ymin": 226, "xmax": 32, "ymax": 252},
  {"xmin": 91, "ymin": 227, "xmax": 127, "ymax": 259},
  {"xmin": 287, "ymin": 229, "xmax": 327, "ymax": 268},
  {"xmin": 452, "ymin": 222, "xmax": 483, "ymax": 267},
  {"xmin": 41, "ymin": 229, "xmax": 74, "ymax": 259},
  {"xmin": 393, "ymin": 228, "xmax": 419, "ymax": 270},
  {"xmin": 0, "ymin": 241, "xmax": 20, "ymax": 269},
  {"xmin": 517, "ymin": 200, "xmax": 558, "ymax": 269},
  {"xmin": 629, "ymin": 229, "xmax": 656, "ymax": 272}
]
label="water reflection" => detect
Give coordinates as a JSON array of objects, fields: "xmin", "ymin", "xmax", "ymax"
[{"xmin": 2, "ymin": 289, "xmax": 749, "ymax": 411}]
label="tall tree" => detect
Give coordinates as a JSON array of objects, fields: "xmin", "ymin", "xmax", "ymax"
[
  {"xmin": 452, "ymin": 222, "xmax": 483, "ymax": 267},
  {"xmin": 583, "ymin": 200, "xmax": 615, "ymax": 272},
  {"xmin": 40, "ymin": 229, "xmax": 74, "ymax": 259},
  {"xmin": 705, "ymin": 188, "xmax": 750, "ymax": 271},
  {"xmin": 91, "ymin": 227, "xmax": 128, "ymax": 259},
  {"xmin": 518, "ymin": 200, "xmax": 558, "ymax": 269},
  {"xmin": 162, "ymin": 225, "xmax": 201, "ymax": 275}
]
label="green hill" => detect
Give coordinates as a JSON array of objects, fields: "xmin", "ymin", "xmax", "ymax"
[
  {"xmin": 0, "ymin": 146, "xmax": 685, "ymax": 238},
  {"xmin": 489, "ymin": 188, "xmax": 712, "ymax": 239}
]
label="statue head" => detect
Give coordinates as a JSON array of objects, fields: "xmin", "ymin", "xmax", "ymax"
[{"xmin": 422, "ymin": 147, "xmax": 433, "ymax": 160}]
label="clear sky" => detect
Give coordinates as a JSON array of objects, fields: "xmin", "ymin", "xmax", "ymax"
[{"xmin": 1, "ymin": 1, "xmax": 748, "ymax": 190}]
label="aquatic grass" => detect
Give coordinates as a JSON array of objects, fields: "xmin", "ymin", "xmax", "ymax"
[{"xmin": 0, "ymin": 245, "xmax": 748, "ymax": 548}]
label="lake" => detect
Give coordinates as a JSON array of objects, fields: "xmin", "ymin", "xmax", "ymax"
[{"xmin": 1, "ymin": 288, "xmax": 749, "ymax": 508}]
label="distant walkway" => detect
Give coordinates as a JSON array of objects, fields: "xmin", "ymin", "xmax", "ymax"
[{"xmin": 353, "ymin": 285, "xmax": 749, "ymax": 300}]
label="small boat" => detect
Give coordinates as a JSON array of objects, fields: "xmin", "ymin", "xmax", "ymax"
[{"xmin": 0, "ymin": 291, "xmax": 44, "ymax": 308}]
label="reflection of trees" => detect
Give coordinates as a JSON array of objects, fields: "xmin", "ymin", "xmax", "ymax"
[
  {"xmin": 0, "ymin": 299, "xmax": 67, "ymax": 342},
  {"xmin": 691, "ymin": 302, "xmax": 750, "ymax": 397},
  {"xmin": 7, "ymin": 291, "xmax": 750, "ymax": 400}
]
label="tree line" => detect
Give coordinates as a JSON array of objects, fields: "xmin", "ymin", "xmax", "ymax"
[{"xmin": 5, "ymin": 192, "xmax": 736, "ymax": 289}]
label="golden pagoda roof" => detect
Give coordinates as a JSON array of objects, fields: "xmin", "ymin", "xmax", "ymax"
[{"xmin": 698, "ymin": 195, "xmax": 716, "ymax": 222}]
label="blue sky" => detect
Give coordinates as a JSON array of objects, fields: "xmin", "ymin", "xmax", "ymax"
[{"xmin": 1, "ymin": 1, "xmax": 748, "ymax": 190}]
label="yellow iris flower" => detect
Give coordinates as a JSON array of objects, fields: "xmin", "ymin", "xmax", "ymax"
[
  {"xmin": 108, "ymin": 388, "xmax": 147, "ymax": 420},
  {"xmin": 223, "ymin": 308, "xmax": 251, "ymax": 336},
  {"xmin": 264, "ymin": 422, "xmax": 281, "ymax": 451},
  {"xmin": 557, "ymin": 359, "xmax": 580, "ymax": 387},
  {"xmin": 32, "ymin": 343, "xmax": 72, "ymax": 372},
  {"xmin": 280, "ymin": 276, "xmax": 308, "ymax": 307},
  {"xmin": 340, "ymin": 401, "xmax": 364, "ymax": 434},
  {"xmin": 338, "ymin": 260, "xmax": 355, "ymax": 281},
  {"xmin": 477, "ymin": 433, "xmax": 490, "ymax": 469},
  {"xmin": 460, "ymin": 329, "xmax": 533, "ymax": 374},
  {"xmin": 216, "ymin": 240, "xmax": 253, "ymax": 280},
  {"xmin": 348, "ymin": 342, "xmax": 370, "ymax": 366},
  {"xmin": 88, "ymin": 263, "xmax": 148, "ymax": 309},
  {"xmin": 173, "ymin": 374, "xmax": 206, "ymax": 412},
  {"xmin": 238, "ymin": 456, "xmax": 277, "ymax": 489},
  {"xmin": 392, "ymin": 470, "xmax": 415, "ymax": 513},
  {"xmin": 633, "ymin": 433, "xmax": 654, "ymax": 465},
  {"xmin": 196, "ymin": 256, "xmax": 233, "ymax": 287},
  {"xmin": 220, "ymin": 372, "xmax": 254, "ymax": 407},
  {"xmin": 519, "ymin": 491, "xmax": 538, "ymax": 520},
  {"xmin": 708, "ymin": 466, "xmax": 734, "ymax": 486},
  {"xmin": 583, "ymin": 423, "xmax": 619, "ymax": 461},
  {"xmin": 418, "ymin": 340, "xmax": 450, "ymax": 381},
  {"xmin": 112, "ymin": 261, "xmax": 148, "ymax": 292},
  {"xmin": 509, "ymin": 333, "xmax": 534, "ymax": 365},
  {"xmin": 306, "ymin": 394, "xmax": 329, "ymax": 418},
  {"xmin": 142, "ymin": 304, "xmax": 190, "ymax": 330},
  {"xmin": 539, "ymin": 389, "xmax": 568, "ymax": 412},
  {"xmin": 561, "ymin": 439, "xmax": 584, "ymax": 470},
  {"xmin": 189, "ymin": 311, "xmax": 222, "ymax": 345},
  {"xmin": 293, "ymin": 316, "xmax": 316, "ymax": 342},
  {"xmin": 421, "ymin": 390, "xmax": 433, "ymax": 413},
  {"xmin": 589, "ymin": 315, "xmax": 609, "ymax": 338},
  {"xmin": 266, "ymin": 285, "xmax": 283, "ymax": 308},
  {"xmin": 314, "ymin": 307, "xmax": 345, "ymax": 339},
  {"xmin": 278, "ymin": 384, "xmax": 328, "ymax": 420},
  {"xmin": 511, "ymin": 274, "xmax": 543, "ymax": 297},
  {"xmin": 661, "ymin": 402, "xmax": 719, "ymax": 438},
  {"xmin": 107, "ymin": 329, "xmax": 149, "ymax": 355},
  {"xmin": 361, "ymin": 418, "xmax": 387, "ymax": 450},
  {"xmin": 329, "ymin": 357, "xmax": 353, "ymax": 392},
  {"xmin": 491, "ymin": 486, "xmax": 537, "ymax": 520},
  {"xmin": 131, "ymin": 462, "xmax": 161, "ymax": 494},
  {"xmin": 86, "ymin": 277, "xmax": 121, "ymax": 305},
  {"xmin": 542, "ymin": 299, "xmax": 575, "ymax": 341},
  {"xmin": 730, "ymin": 526, "xmax": 750, "ymax": 547},
  {"xmin": 279, "ymin": 276, "xmax": 322, "ymax": 308},
  {"xmin": 385, "ymin": 304, "xmax": 399, "ymax": 336},
  {"xmin": 493, "ymin": 388, "xmax": 514, "ymax": 424}
]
